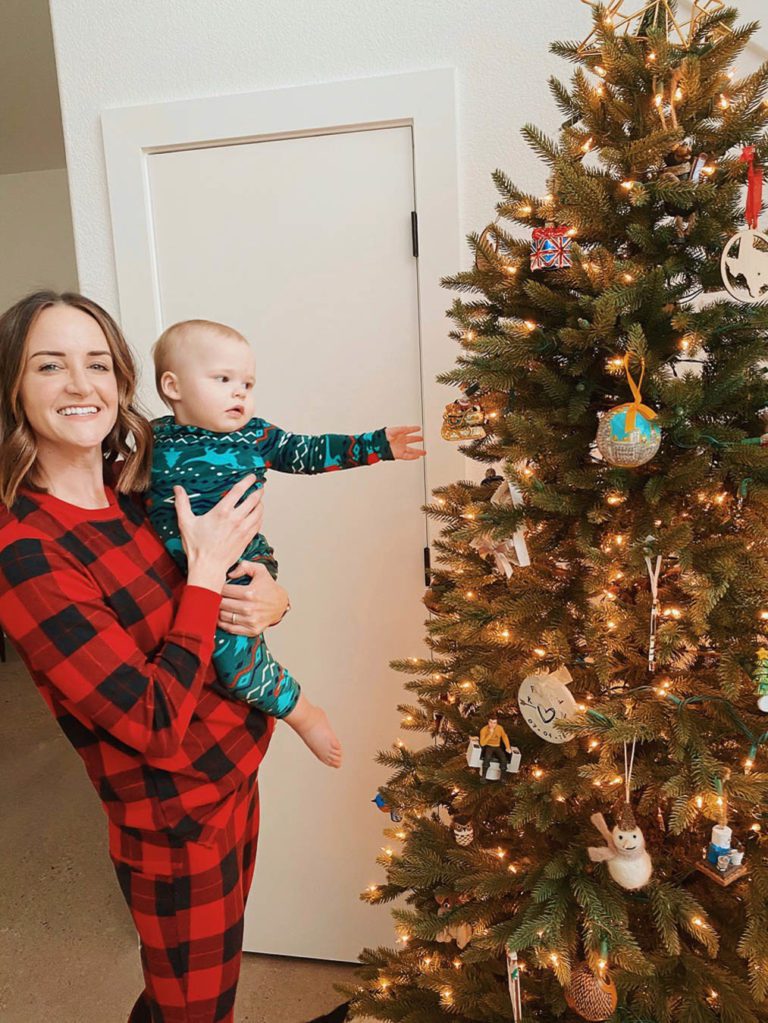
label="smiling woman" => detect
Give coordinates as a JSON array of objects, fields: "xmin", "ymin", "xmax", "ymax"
[{"xmin": 0, "ymin": 290, "xmax": 291, "ymax": 1022}]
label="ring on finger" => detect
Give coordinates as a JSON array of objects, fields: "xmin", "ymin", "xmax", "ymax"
[{"xmin": 231, "ymin": 611, "xmax": 237, "ymax": 624}]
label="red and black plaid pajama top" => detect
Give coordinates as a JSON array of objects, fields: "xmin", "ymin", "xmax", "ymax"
[{"xmin": 0, "ymin": 484, "xmax": 275, "ymax": 1020}]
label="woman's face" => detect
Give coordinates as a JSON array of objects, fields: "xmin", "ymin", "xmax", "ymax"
[{"xmin": 19, "ymin": 304, "xmax": 119, "ymax": 461}]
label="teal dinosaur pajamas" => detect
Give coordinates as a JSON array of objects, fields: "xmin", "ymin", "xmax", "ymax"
[{"xmin": 147, "ymin": 416, "xmax": 393, "ymax": 718}]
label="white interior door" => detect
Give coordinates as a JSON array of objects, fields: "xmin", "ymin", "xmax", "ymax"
[{"xmin": 147, "ymin": 126, "xmax": 426, "ymax": 961}]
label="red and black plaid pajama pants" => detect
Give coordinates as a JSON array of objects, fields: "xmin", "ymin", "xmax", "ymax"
[{"xmin": 109, "ymin": 780, "xmax": 260, "ymax": 1023}]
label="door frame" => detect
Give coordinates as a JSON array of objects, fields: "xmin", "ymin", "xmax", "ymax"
[{"xmin": 101, "ymin": 68, "xmax": 464, "ymax": 515}]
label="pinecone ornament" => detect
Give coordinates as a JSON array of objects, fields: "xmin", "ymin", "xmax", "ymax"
[{"xmin": 564, "ymin": 964, "xmax": 618, "ymax": 1021}]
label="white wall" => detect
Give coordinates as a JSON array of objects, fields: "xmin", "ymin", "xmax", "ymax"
[
  {"xmin": 0, "ymin": 168, "xmax": 78, "ymax": 312},
  {"xmin": 48, "ymin": 0, "xmax": 767, "ymax": 368}
]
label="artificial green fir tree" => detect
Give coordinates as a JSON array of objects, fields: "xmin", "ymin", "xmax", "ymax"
[{"xmin": 343, "ymin": 4, "xmax": 768, "ymax": 1021}]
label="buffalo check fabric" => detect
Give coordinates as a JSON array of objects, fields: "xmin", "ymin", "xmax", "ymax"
[
  {"xmin": 113, "ymin": 776, "xmax": 262, "ymax": 1023},
  {"xmin": 0, "ymin": 486, "xmax": 274, "ymax": 847}
]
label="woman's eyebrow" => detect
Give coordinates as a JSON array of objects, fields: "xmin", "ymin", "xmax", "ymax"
[{"xmin": 29, "ymin": 349, "xmax": 113, "ymax": 358}]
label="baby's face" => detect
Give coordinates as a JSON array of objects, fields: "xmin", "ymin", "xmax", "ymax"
[{"xmin": 169, "ymin": 333, "xmax": 256, "ymax": 432}]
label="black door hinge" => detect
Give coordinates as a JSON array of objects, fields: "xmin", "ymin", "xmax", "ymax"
[{"xmin": 411, "ymin": 211, "xmax": 419, "ymax": 257}]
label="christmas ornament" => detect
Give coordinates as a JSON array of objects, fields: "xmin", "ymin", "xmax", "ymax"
[
  {"xmin": 564, "ymin": 963, "xmax": 619, "ymax": 1022},
  {"xmin": 530, "ymin": 225, "xmax": 572, "ymax": 271},
  {"xmin": 489, "ymin": 480, "xmax": 531, "ymax": 568},
  {"xmin": 517, "ymin": 666, "xmax": 578, "ymax": 743},
  {"xmin": 466, "ymin": 735, "xmax": 522, "ymax": 781},
  {"xmin": 596, "ymin": 354, "xmax": 661, "ymax": 468},
  {"xmin": 754, "ymin": 648, "xmax": 768, "ymax": 712},
  {"xmin": 721, "ymin": 147, "xmax": 768, "ymax": 304},
  {"xmin": 578, "ymin": 0, "xmax": 730, "ymax": 56},
  {"xmin": 506, "ymin": 949, "xmax": 523, "ymax": 1022},
  {"xmin": 435, "ymin": 894, "xmax": 473, "ymax": 947},
  {"xmin": 589, "ymin": 740, "xmax": 653, "ymax": 890},
  {"xmin": 480, "ymin": 467, "xmax": 504, "ymax": 489},
  {"xmin": 696, "ymin": 821, "xmax": 749, "ymax": 886},
  {"xmin": 589, "ymin": 804, "xmax": 653, "ymax": 890},
  {"xmin": 441, "ymin": 398, "xmax": 486, "ymax": 441},
  {"xmin": 452, "ymin": 815, "xmax": 474, "ymax": 846},
  {"xmin": 372, "ymin": 793, "xmax": 402, "ymax": 823},
  {"xmin": 470, "ymin": 533, "xmax": 518, "ymax": 578},
  {"xmin": 644, "ymin": 553, "xmax": 662, "ymax": 672}
]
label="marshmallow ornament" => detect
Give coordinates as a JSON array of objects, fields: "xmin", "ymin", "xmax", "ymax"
[
  {"xmin": 588, "ymin": 803, "xmax": 653, "ymax": 890},
  {"xmin": 517, "ymin": 666, "xmax": 578, "ymax": 743}
]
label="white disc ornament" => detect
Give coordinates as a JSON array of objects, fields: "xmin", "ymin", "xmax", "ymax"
[
  {"xmin": 721, "ymin": 228, "xmax": 768, "ymax": 304},
  {"xmin": 596, "ymin": 404, "xmax": 661, "ymax": 468},
  {"xmin": 517, "ymin": 666, "xmax": 578, "ymax": 743}
]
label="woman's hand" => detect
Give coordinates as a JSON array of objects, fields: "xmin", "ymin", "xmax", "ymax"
[
  {"xmin": 174, "ymin": 475, "xmax": 264, "ymax": 594},
  {"xmin": 218, "ymin": 561, "xmax": 290, "ymax": 636},
  {"xmin": 386, "ymin": 425, "xmax": 426, "ymax": 460}
]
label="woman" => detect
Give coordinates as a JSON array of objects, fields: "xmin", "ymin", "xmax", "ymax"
[{"xmin": 0, "ymin": 291, "xmax": 289, "ymax": 1022}]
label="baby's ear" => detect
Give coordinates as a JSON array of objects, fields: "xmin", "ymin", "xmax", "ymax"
[{"xmin": 159, "ymin": 370, "xmax": 181, "ymax": 403}]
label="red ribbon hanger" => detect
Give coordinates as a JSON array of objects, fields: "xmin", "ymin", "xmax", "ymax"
[{"xmin": 740, "ymin": 146, "xmax": 764, "ymax": 230}]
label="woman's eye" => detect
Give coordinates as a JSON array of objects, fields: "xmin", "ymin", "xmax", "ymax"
[
  {"xmin": 90, "ymin": 362, "xmax": 111, "ymax": 371},
  {"xmin": 39, "ymin": 363, "xmax": 61, "ymax": 372}
]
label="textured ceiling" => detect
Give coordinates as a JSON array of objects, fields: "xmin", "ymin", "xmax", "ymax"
[{"xmin": 0, "ymin": 0, "xmax": 66, "ymax": 175}]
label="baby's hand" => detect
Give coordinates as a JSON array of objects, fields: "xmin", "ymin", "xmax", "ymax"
[{"xmin": 386, "ymin": 425, "xmax": 426, "ymax": 460}]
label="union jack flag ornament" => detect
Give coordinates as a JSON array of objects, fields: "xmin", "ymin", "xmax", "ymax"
[{"xmin": 530, "ymin": 225, "xmax": 572, "ymax": 270}]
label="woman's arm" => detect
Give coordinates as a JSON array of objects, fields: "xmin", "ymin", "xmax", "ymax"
[{"xmin": 0, "ymin": 538, "xmax": 220, "ymax": 759}]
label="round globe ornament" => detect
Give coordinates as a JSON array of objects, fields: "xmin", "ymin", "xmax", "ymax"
[
  {"xmin": 596, "ymin": 403, "xmax": 661, "ymax": 468},
  {"xmin": 721, "ymin": 228, "xmax": 768, "ymax": 304},
  {"xmin": 596, "ymin": 353, "xmax": 661, "ymax": 468}
]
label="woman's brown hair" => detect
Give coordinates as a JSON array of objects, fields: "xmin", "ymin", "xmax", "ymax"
[{"xmin": 0, "ymin": 291, "xmax": 153, "ymax": 507}]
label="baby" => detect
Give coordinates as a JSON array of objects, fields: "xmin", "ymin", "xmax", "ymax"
[{"xmin": 147, "ymin": 319, "xmax": 425, "ymax": 768}]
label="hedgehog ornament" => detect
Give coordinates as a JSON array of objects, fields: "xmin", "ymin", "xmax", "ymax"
[{"xmin": 588, "ymin": 803, "xmax": 653, "ymax": 890}]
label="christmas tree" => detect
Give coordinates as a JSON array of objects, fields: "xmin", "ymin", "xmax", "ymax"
[{"xmin": 341, "ymin": 2, "xmax": 768, "ymax": 1021}]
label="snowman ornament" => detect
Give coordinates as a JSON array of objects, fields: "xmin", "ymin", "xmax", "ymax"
[
  {"xmin": 588, "ymin": 802, "xmax": 653, "ymax": 890},
  {"xmin": 517, "ymin": 666, "xmax": 578, "ymax": 743}
]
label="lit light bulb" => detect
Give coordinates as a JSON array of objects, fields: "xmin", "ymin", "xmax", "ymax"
[
  {"xmin": 622, "ymin": 272, "xmax": 635, "ymax": 282},
  {"xmin": 654, "ymin": 94, "xmax": 664, "ymax": 108},
  {"xmin": 581, "ymin": 137, "xmax": 594, "ymax": 154},
  {"xmin": 524, "ymin": 320, "xmax": 537, "ymax": 331},
  {"xmin": 532, "ymin": 767, "xmax": 544, "ymax": 779},
  {"xmin": 674, "ymin": 87, "xmax": 683, "ymax": 102},
  {"xmin": 595, "ymin": 66, "xmax": 607, "ymax": 78},
  {"xmin": 589, "ymin": 739, "xmax": 600, "ymax": 750},
  {"xmin": 719, "ymin": 94, "xmax": 731, "ymax": 109},
  {"xmin": 508, "ymin": 863, "xmax": 519, "ymax": 873},
  {"xmin": 647, "ymin": 51, "xmax": 657, "ymax": 63},
  {"xmin": 504, "ymin": 264, "xmax": 518, "ymax": 275},
  {"xmin": 453, "ymin": 958, "xmax": 462, "ymax": 969},
  {"xmin": 534, "ymin": 647, "xmax": 547, "ymax": 657},
  {"xmin": 519, "ymin": 205, "xmax": 533, "ymax": 216},
  {"xmin": 621, "ymin": 180, "xmax": 636, "ymax": 190},
  {"xmin": 465, "ymin": 590, "xmax": 475, "ymax": 599},
  {"xmin": 496, "ymin": 847, "xmax": 507, "ymax": 859},
  {"xmin": 693, "ymin": 917, "xmax": 704, "ymax": 928}
]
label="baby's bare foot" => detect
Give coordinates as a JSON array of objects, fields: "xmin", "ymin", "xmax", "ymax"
[{"xmin": 302, "ymin": 706, "xmax": 343, "ymax": 768}]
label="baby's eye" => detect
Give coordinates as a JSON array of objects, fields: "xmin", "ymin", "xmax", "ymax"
[
  {"xmin": 245, "ymin": 382, "xmax": 254, "ymax": 389},
  {"xmin": 215, "ymin": 375, "xmax": 229, "ymax": 383}
]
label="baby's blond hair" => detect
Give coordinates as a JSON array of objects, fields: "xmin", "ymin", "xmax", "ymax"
[{"xmin": 151, "ymin": 319, "xmax": 247, "ymax": 406}]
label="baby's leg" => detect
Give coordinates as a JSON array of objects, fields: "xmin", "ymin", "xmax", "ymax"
[
  {"xmin": 212, "ymin": 629, "xmax": 342, "ymax": 768},
  {"xmin": 283, "ymin": 694, "xmax": 342, "ymax": 769}
]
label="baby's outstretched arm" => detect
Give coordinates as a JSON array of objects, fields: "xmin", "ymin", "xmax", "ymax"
[{"xmin": 256, "ymin": 420, "xmax": 424, "ymax": 475}]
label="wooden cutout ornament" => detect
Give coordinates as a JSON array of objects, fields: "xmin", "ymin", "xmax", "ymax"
[
  {"xmin": 721, "ymin": 147, "xmax": 768, "ymax": 305},
  {"xmin": 517, "ymin": 666, "xmax": 578, "ymax": 743}
]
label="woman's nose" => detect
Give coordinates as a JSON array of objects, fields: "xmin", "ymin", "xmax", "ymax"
[{"xmin": 65, "ymin": 366, "xmax": 92, "ymax": 396}]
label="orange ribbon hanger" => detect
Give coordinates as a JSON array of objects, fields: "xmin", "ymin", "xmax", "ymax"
[{"xmin": 623, "ymin": 352, "xmax": 657, "ymax": 433}]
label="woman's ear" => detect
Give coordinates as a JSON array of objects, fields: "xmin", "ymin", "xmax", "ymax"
[{"xmin": 160, "ymin": 371, "xmax": 181, "ymax": 403}]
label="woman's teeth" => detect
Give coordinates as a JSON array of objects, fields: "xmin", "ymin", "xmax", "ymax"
[{"xmin": 58, "ymin": 407, "xmax": 98, "ymax": 416}]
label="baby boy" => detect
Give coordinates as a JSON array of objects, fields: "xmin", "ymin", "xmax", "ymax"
[{"xmin": 147, "ymin": 319, "xmax": 425, "ymax": 767}]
